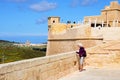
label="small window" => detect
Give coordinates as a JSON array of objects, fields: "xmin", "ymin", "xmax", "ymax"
[{"xmin": 53, "ymin": 20, "xmax": 55, "ymax": 23}]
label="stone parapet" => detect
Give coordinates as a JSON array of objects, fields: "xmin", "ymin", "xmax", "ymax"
[
  {"xmin": 85, "ymin": 41, "xmax": 120, "ymax": 68},
  {"xmin": 0, "ymin": 51, "xmax": 78, "ymax": 80}
]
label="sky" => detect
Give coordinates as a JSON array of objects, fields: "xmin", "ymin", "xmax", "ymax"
[{"xmin": 0, "ymin": 0, "xmax": 119, "ymax": 43}]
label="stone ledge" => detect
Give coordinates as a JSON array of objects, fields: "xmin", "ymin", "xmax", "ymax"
[{"xmin": 0, "ymin": 51, "xmax": 78, "ymax": 80}]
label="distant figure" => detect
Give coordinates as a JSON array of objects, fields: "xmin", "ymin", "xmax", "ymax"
[{"xmin": 76, "ymin": 43, "xmax": 87, "ymax": 72}]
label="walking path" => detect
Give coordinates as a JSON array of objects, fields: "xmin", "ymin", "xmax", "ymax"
[{"xmin": 59, "ymin": 67, "xmax": 120, "ymax": 80}]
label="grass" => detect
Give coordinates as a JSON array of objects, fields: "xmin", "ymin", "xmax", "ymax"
[{"xmin": 0, "ymin": 40, "xmax": 46, "ymax": 64}]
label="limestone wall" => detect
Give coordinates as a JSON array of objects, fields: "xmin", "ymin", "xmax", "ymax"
[
  {"xmin": 84, "ymin": 15, "xmax": 102, "ymax": 23},
  {"xmin": 0, "ymin": 52, "xmax": 78, "ymax": 80},
  {"xmin": 102, "ymin": 27, "xmax": 120, "ymax": 41},
  {"xmin": 84, "ymin": 1, "xmax": 120, "ymax": 27},
  {"xmin": 86, "ymin": 51, "xmax": 120, "ymax": 68},
  {"xmin": 47, "ymin": 25, "xmax": 103, "ymax": 55},
  {"xmin": 91, "ymin": 27, "xmax": 120, "ymax": 41},
  {"xmin": 85, "ymin": 41, "xmax": 120, "ymax": 68}
]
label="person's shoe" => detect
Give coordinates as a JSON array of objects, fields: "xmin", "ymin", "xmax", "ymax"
[
  {"xmin": 79, "ymin": 69, "xmax": 86, "ymax": 72},
  {"xmin": 79, "ymin": 69, "xmax": 83, "ymax": 72},
  {"xmin": 82, "ymin": 69, "xmax": 86, "ymax": 71}
]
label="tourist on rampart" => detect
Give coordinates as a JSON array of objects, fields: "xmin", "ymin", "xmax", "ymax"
[{"xmin": 76, "ymin": 43, "xmax": 87, "ymax": 72}]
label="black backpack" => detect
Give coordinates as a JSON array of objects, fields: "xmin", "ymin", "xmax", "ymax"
[{"xmin": 83, "ymin": 50, "xmax": 87, "ymax": 57}]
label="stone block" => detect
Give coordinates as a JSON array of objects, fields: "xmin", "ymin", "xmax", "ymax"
[
  {"xmin": 49, "ymin": 55, "xmax": 61, "ymax": 62},
  {"xmin": 40, "ymin": 64, "xmax": 49, "ymax": 72},
  {"xmin": 23, "ymin": 67, "xmax": 40, "ymax": 80},
  {"xmin": 0, "ymin": 74, "xmax": 5, "ymax": 80},
  {"xmin": 30, "ymin": 57, "xmax": 49, "ymax": 66},
  {"xmin": 40, "ymin": 72, "xmax": 48, "ymax": 80}
]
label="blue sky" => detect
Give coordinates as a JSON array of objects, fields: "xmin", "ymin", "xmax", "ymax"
[{"xmin": 0, "ymin": 0, "xmax": 119, "ymax": 42}]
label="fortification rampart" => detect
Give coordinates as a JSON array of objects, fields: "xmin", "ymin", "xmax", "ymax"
[
  {"xmin": 86, "ymin": 41, "xmax": 120, "ymax": 68},
  {"xmin": 47, "ymin": 25, "xmax": 103, "ymax": 55},
  {"xmin": 1, "ymin": 41, "xmax": 120, "ymax": 80},
  {"xmin": 47, "ymin": 24, "xmax": 120, "ymax": 55},
  {"xmin": 47, "ymin": 1, "xmax": 120, "ymax": 55},
  {"xmin": 0, "ymin": 52, "xmax": 78, "ymax": 80}
]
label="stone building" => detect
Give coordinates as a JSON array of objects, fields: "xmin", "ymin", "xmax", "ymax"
[
  {"xmin": 84, "ymin": 1, "xmax": 120, "ymax": 27},
  {"xmin": 48, "ymin": 16, "xmax": 80, "ymax": 32},
  {"xmin": 1, "ymin": 2, "xmax": 120, "ymax": 80},
  {"xmin": 47, "ymin": 1, "xmax": 120, "ymax": 55}
]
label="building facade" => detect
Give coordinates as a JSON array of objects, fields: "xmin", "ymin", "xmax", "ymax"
[
  {"xmin": 47, "ymin": 1, "xmax": 120, "ymax": 55},
  {"xmin": 84, "ymin": 1, "xmax": 120, "ymax": 27}
]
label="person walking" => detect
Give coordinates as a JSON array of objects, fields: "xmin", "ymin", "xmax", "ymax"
[{"xmin": 76, "ymin": 43, "xmax": 87, "ymax": 72}]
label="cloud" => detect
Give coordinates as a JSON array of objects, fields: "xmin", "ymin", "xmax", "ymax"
[
  {"xmin": 29, "ymin": 1, "xmax": 57, "ymax": 12},
  {"xmin": 70, "ymin": 0, "xmax": 98, "ymax": 7},
  {"xmin": 6, "ymin": 0, "xmax": 27, "ymax": 3},
  {"xmin": 70, "ymin": 0, "xmax": 80, "ymax": 7},
  {"xmin": 36, "ymin": 17, "xmax": 47, "ymax": 24},
  {"xmin": 80, "ymin": 0, "xmax": 98, "ymax": 6}
]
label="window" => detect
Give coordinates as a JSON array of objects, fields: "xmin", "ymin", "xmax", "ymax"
[
  {"xmin": 71, "ymin": 25, "xmax": 73, "ymax": 28},
  {"xmin": 53, "ymin": 20, "xmax": 55, "ymax": 23}
]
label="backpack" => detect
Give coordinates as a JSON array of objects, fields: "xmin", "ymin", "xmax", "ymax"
[{"xmin": 83, "ymin": 50, "xmax": 87, "ymax": 57}]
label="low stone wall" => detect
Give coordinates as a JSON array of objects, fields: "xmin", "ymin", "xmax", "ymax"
[
  {"xmin": 0, "ymin": 52, "xmax": 78, "ymax": 80},
  {"xmin": 85, "ymin": 42, "xmax": 120, "ymax": 68},
  {"xmin": 86, "ymin": 51, "xmax": 120, "ymax": 68}
]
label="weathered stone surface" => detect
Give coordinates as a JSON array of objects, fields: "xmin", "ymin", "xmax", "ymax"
[
  {"xmin": 0, "ymin": 52, "xmax": 78, "ymax": 80},
  {"xmin": 86, "ymin": 41, "xmax": 120, "ymax": 68}
]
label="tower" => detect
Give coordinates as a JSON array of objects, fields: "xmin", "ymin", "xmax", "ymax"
[
  {"xmin": 48, "ymin": 16, "xmax": 60, "ymax": 29},
  {"xmin": 101, "ymin": 1, "xmax": 120, "ymax": 27}
]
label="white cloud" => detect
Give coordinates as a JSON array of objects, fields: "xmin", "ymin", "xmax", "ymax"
[
  {"xmin": 36, "ymin": 17, "xmax": 47, "ymax": 24},
  {"xmin": 80, "ymin": 0, "xmax": 98, "ymax": 6},
  {"xmin": 7, "ymin": 0, "xmax": 27, "ymax": 2},
  {"xmin": 70, "ymin": 0, "xmax": 80, "ymax": 7},
  {"xmin": 70, "ymin": 0, "xmax": 98, "ymax": 7},
  {"xmin": 30, "ymin": 1, "xmax": 57, "ymax": 12}
]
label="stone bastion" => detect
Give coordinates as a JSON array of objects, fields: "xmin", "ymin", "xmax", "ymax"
[{"xmin": 0, "ymin": 40, "xmax": 120, "ymax": 80}]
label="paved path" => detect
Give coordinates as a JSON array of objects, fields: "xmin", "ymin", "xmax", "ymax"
[{"xmin": 59, "ymin": 67, "xmax": 120, "ymax": 80}]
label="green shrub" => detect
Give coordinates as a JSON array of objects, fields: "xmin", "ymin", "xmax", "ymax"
[{"xmin": 0, "ymin": 41, "xmax": 46, "ymax": 64}]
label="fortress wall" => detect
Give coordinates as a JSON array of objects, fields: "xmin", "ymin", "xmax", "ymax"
[
  {"xmin": 91, "ymin": 27, "xmax": 103, "ymax": 37},
  {"xmin": 86, "ymin": 50, "xmax": 120, "ymax": 68},
  {"xmin": 85, "ymin": 42, "xmax": 120, "ymax": 68},
  {"xmin": 47, "ymin": 26, "xmax": 103, "ymax": 55},
  {"xmin": 91, "ymin": 27, "xmax": 120, "ymax": 41},
  {"xmin": 0, "ymin": 52, "xmax": 78, "ymax": 80},
  {"xmin": 46, "ymin": 39, "xmax": 103, "ymax": 55},
  {"xmin": 102, "ymin": 27, "xmax": 120, "ymax": 41},
  {"xmin": 46, "ymin": 40, "xmax": 77, "ymax": 55},
  {"xmin": 49, "ymin": 25, "xmax": 92, "ymax": 39},
  {"xmin": 84, "ymin": 15, "xmax": 102, "ymax": 23}
]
